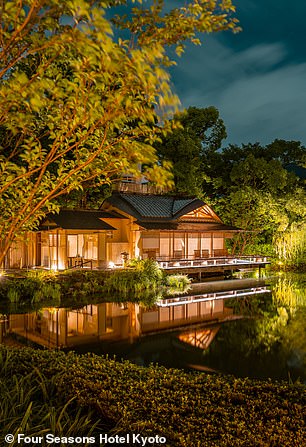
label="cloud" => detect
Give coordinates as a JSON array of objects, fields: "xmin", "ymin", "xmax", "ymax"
[
  {"xmin": 219, "ymin": 63, "xmax": 306, "ymax": 144},
  {"xmin": 171, "ymin": 38, "xmax": 306, "ymax": 145}
]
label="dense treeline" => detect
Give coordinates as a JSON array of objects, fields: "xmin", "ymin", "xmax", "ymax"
[{"xmin": 156, "ymin": 107, "xmax": 306, "ymax": 267}]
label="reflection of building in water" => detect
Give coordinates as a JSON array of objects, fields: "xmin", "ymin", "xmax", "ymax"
[
  {"xmin": 3, "ymin": 295, "xmax": 235, "ymax": 349},
  {"xmin": 5, "ymin": 304, "xmax": 136, "ymax": 349},
  {"xmin": 140, "ymin": 297, "xmax": 232, "ymax": 333},
  {"xmin": 178, "ymin": 326, "xmax": 220, "ymax": 350}
]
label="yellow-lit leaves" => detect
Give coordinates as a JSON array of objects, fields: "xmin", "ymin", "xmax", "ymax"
[{"xmin": 1, "ymin": 346, "xmax": 305, "ymax": 447}]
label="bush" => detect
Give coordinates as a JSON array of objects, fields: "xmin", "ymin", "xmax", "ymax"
[
  {"xmin": 0, "ymin": 352, "xmax": 104, "ymax": 442},
  {"xmin": 32, "ymin": 283, "xmax": 61, "ymax": 304},
  {"xmin": 164, "ymin": 274, "xmax": 191, "ymax": 294},
  {"xmin": 0, "ymin": 347, "xmax": 305, "ymax": 447},
  {"xmin": 105, "ymin": 259, "xmax": 164, "ymax": 295}
]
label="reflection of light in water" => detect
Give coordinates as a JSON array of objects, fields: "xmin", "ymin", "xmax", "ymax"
[
  {"xmin": 272, "ymin": 278, "xmax": 305, "ymax": 312},
  {"xmin": 44, "ymin": 307, "xmax": 59, "ymax": 314},
  {"xmin": 158, "ymin": 287, "xmax": 270, "ymax": 307},
  {"xmin": 178, "ymin": 327, "xmax": 220, "ymax": 350}
]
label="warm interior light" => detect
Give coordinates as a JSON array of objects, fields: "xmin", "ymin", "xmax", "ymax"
[
  {"xmin": 51, "ymin": 260, "xmax": 65, "ymax": 271},
  {"xmin": 108, "ymin": 261, "xmax": 115, "ymax": 269}
]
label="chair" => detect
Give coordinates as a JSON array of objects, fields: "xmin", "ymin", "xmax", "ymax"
[
  {"xmin": 173, "ymin": 250, "xmax": 183, "ymax": 259},
  {"xmin": 201, "ymin": 249, "xmax": 210, "ymax": 258},
  {"xmin": 213, "ymin": 249, "xmax": 228, "ymax": 257},
  {"xmin": 146, "ymin": 250, "xmax": 158, "ymax": 259},
  {"xmin": 194, "ymin": 249, "xmax": 201, "ymax": 259}
]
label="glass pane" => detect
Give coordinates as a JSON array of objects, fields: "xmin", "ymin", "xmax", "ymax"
[
  {"xmin": 83, "ymin": 234, "xmax": 98, "ymax": 260},
  {"xmin": 67, "ymin": 235, "xmax": 77, "ymax": 257},
  {"xmin": 78, "ymin": 234, "xmax": 84, "ymax": 257},
  {"xmin": 142, "ymin": 237, "xmax": 159, "ymax": 249}
]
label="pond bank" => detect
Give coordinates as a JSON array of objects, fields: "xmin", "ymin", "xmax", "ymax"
[{"xmin": 0, "ymin": 260, "xmax": 191, "ymax": 310}]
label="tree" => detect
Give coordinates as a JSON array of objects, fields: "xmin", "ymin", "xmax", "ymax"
[
  {"xmin": 0, "ymin": 0, "xmax": 239, "ymax": 265},
  {"xmin": 156, "ymin": 106, "xmax": 227, "ymax": 196},
  {"xmin": 203, "ymin": 140, "xmax": 306, "ymax": 196},
  {"xmin": 213, "ymin": 149, "xmax": 306, "ymax": 256}
]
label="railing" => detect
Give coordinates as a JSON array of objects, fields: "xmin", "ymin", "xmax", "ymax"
[
  {"xmin": 113, "ymin": 181, "xmax": 168, "ymax": 195},
  {"xmin": 157, "ymin": 286, "xmax": 270, "ymax": 307},
  {"xmin": 157, "ymin": 255, "xmax": 269, "ymax": 270},
  {"xmin": 67, "ymin": 259, "xmax": 93, "ymax": 270}
]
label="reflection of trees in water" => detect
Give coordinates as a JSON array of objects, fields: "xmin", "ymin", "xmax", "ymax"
[
  {"xmin": 227, "ymin": 292, "xmax": 272, "ymax": 317},
  {"xmin": 271, "ymin": 275, "xmax": 306, "ymax": 375},
  {"xmin": 229, "ymin": 274, "xmax": 305, "ymax": 319},
  {"xmin": 282, "ymin": 308, "xmax": 306, "ymax": 374},
  {"xmin": 214, "ymin": 274, "xmax": 306, "ymax": 378},
  {"xmin": 272, "ymin": 275, "xmax": 306, "ymax": 314}
]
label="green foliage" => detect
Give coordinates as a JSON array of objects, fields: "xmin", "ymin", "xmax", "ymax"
[
  {"xmin": 26, "ymin": 269, "xmax": 59, "ymax": 282},
  {"xmin": 164, "ymin": 274, "xmax": 191, "ymax": 294},
  {"xmin": 155, "ymin": 109, "xmax": 305, "ymax": 261},
  {"xmin": 58, "ymin": 270, "xmax": 107, "ymax": 297},
  {"xmin": 0, "ymin": 1, "xmax": 239, "ymax": 265},
  {"xmin": 0, "ymin": 266, "xmax": 191, "ymax": 311},
  {"xmin": 105, "ymin": 259, "xmax": 163, "ymax": 295},
  {"xmin": 156, "ymin": 106, "xmax": 227, "ymax": 196},
  {"xmin": 272, "ymin": 275, "xmax": 306, "ymax": 314},
  {"xmin": 32, "ymin": 283, "xmax": 61, "ymax": 304},
  {"xmin": 105, "ymin": 259, "xmax": 190, "ymax": 302},
  {"xmin": 203, "ymin": 140, "xmax": 306, "ymax": 195},
  {"xmin": 3, "ymin": 276, "xmax": 61, "ymax": 306},
  {"xmin": 205, "ymin": 141, "xmax": 306, "ymax": 257},
  {"xmin": 0, "ymin": 354, "xmax": 104, "ymax": 442},
  {"xmin": 224, "ymin": 273, "xmax": 306, "ymax": 358},
  {"xmin": 7, "ymin": 287, "xmax": 20, "ymax": 303},
  {"xmin": 274, "ymin": 222, "xmax": 306, "ymax": 266},
  {"xmin": 0, "ymin": 346, "xmax": 305, "ymax": 447}
]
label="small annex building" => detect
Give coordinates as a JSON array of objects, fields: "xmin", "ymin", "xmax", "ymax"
[{"xmin": 5, "ymin": 192, "xmax": 239, "ymax": 269}]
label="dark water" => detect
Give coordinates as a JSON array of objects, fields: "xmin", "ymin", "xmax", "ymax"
[{"xmin": 1, "ymin": 273, "xmax": 306, "ymax": 382}]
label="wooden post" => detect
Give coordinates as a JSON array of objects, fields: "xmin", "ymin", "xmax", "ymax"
[{"xmin": 56, "ymin": 229, "xmax": 59, "ymax": 270}]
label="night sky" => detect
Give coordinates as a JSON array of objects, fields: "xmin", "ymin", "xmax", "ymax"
[{"xmin": 169, "ymin": 0, "xmax": 306, "ymax": 147}]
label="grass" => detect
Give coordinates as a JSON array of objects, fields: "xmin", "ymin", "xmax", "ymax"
[
  {"xmin": 0, "ymin": 346, "xmax": 305, "ymax": 447},
  {"xmin": 0, "ymin": 351, "xmax": 105, "ymax": 447}
]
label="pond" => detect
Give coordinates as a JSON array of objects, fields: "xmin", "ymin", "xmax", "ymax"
[{"xmin": 1, "ymin": 272, "xmax": 306, "ymax": 382}]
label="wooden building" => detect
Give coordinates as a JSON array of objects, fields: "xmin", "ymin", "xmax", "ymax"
[
  {"xmin": 102, "ymin": 192, "xmax": 239, "ymax": 264},
  {"xmin": 5, "ymin": 192, "xmax": 239, "ymax": 269}
]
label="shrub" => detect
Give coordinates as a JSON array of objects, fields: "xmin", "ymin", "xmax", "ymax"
[
  {"xmin": 32, "ymin": 283, "xmax": 61, "ymax": 304},
  {"xmin": 0, "ymin": 347, "xmax": 305, "ymax": 447},
  {"xmin": 164, "ymin": 274, "xmax": 191, "ymax": 294},
  {"xmin": 0, "ymin": 359, "xmax": 104, "ymax": 442},
  {"xmin": 7, "ymin": 286, "xmax": 20, "ymax": 303},
  {"xmin": 105, "ymin": 259, "xmax": 164, "ymax": 295}
]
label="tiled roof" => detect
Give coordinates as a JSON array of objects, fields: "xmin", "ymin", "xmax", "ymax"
[
  {"xmin": 172, "ymin": 198, "xmax": 195, "ymax": 215},
  {"xmin": 39, "ymin": 210, "xmax": 116, "ymax": 230},
  {"xmin": 105, "ymin": 193, "xmax": 206, "ymax": 220}
]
